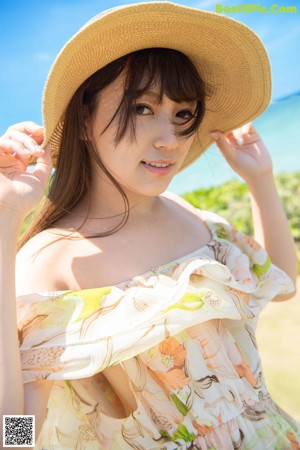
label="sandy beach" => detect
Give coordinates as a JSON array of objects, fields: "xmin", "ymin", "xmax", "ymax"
[{"xmin": 256, "ymin": 277, "xmax": 300, "ymax": 421}]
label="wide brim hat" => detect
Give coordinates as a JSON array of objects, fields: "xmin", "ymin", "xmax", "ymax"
[{"xmin": 42, "ymin": 1, "xmax": 271, "ymax": 171}]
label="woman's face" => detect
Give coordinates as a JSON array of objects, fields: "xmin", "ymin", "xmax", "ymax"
[{"xmin": 88, "ymin": 72, "xmax": 197, "ymax": 197}]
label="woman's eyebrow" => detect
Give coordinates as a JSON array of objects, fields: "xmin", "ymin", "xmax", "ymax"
[
  {"xmin": 137, "ymin": 91, "xmax": 196, "ymax": 106},
  {"xmin": 137, "ymin": 90, "xmax": 161, "ymax": 102}
]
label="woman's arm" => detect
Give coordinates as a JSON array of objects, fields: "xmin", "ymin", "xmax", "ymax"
[
  {"xmin": 0, "ymin": 122, "xmax": 52, "ymax": 441},
  {"xmin": 0, "ymin": 217, "xmax": 24, "ymax": 417},
  {"xmin": 247, "ymin": 173, "xmax": 298, "ymax": 285},
  {"xmin": 210, "ymin": 124, "xmax": 298, "ymax": 289}
]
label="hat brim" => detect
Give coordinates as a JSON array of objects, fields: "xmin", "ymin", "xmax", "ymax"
[{"xmin": 42, "ymin": 2, "xmax": 271, "ymax": 171}]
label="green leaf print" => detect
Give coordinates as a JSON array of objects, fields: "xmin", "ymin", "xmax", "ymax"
[
  {"xmin": 171, "ymin": 394, "xmax": 190, "ymax": 416},
  {"xmin": 64, "ymin": 287, "xmax": 112, "ymax": 322},
  {"xmin": 160, "ymin": 424, "xmax": 196, "ymax": 443},
  {"xmin": 174, "ymin": 424, "xmax": 196, "ymax": 442},
  {"xmin": 252, "ymin": 256, "xmax": 271, "ymax": 278},
  {"xmin": 160, "ymin": 430, "xmax": 173, "ymax": 440},
  {"xmin": 164, "ymin": 292, "xmax": 205, "ymax": 313},
  {"xmin": 214, "ymin": 224, "xmax": 229, "ymax": 239}
]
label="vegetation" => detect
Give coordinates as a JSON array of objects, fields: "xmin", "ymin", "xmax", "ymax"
[{"xmin": 182, "ymin": 171, "xmax": 300, "ymax": 273}]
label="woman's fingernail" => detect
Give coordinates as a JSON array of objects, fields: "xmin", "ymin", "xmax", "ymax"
[{"xmin": 210, "ymin": 132, "xmax": 219, "ymax": 140}]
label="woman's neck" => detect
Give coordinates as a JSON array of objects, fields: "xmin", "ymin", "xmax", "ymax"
[
  {"xmin": 87, "ymin": 169, "xmax": 162, "ymax": 219},
  {"xmin": 59, "ymin": 171, "xmax": 163, "ymax": 235}
]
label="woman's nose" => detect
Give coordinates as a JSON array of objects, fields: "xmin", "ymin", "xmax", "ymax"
[{"xmin": 153, "ymin": 117, "xmax": 178, "ymax": 151}]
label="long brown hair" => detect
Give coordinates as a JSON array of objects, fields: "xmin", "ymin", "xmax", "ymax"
[{"xmin": 19, "ymin": 48, "xmax": 208, "ymax": 248}]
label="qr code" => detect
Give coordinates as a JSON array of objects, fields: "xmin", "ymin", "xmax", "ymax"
[{"xmin": 3, "ymin": 415, "xmax": 35, "ymax": 448}]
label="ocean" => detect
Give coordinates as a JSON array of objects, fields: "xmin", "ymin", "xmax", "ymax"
[{"xmin": 169, "ymin": 93, "xmax": 300, "ymax": 194}]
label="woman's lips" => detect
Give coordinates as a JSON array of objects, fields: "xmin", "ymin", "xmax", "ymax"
[{"xmin": 141, "ymin": 160, "xmax": 174, "ymax": 175}]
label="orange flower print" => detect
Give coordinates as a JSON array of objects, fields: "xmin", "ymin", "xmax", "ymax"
[
  {"xmin": 192, "ymin": 420, "xmax": 214, "ymax": 436},
  {"xmin": 243, "ymin": 235, "xmax": 261, "ymax": 251},
  {"xmin": 155, "ymin": 368, "xmax": 189, "ymax": 390},
  {"xmin": 159, "ymin": 337, "xmax": 186, "ymax": 368},
  {"xmin": 152, "ymin": 338, "xmax": 189, "ymax": 390},
  {"xmin": 286, "ymin": 431, "xmax": 300, "ymax": 449},
  {"xmin": 227, "ymin": 286, "xmax": 250, "ymax": 304},
  {"xmin": 233, "ymin": 344, "xmax": 257, "ymax": 387}
]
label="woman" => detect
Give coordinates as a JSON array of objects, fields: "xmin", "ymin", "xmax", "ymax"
[{"xmin": 1, "ymin": 3, "xmax": 299, "ymax": 449}]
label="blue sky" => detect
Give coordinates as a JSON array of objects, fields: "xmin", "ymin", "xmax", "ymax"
[{"xmin": 0, "ymin": 0, "xmax": 299, "ymax": 133}]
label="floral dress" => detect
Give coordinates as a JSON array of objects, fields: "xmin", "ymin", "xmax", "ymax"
[{"xmin": 17, "ymin": 211, "xmax": 300, "ymax": 449}]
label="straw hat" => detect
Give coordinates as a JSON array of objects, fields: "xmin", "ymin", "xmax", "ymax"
[{"xmin": 42, "ymin": 1, "xmax": 271, "ymax": 171}]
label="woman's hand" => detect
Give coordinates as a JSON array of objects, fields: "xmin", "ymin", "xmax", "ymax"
[
  {"xmin": 210, "ymin": 123, "xmax": 273, "ymax": 185},
  {"xmin": 0, "ymin": 121, "xmax": 52, "ymax": 221},
  {"xmin": 211, "ymin": 123, "xmax": 298, "ymax": 286}
]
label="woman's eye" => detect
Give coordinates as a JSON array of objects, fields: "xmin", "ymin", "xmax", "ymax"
[
  {"xmin": 133, "ymin": 104, "xmax": 152, "ymax": 115},
  {"xmin": 176, "ymin": 109, "xmax": 194, "ymax": 121}
]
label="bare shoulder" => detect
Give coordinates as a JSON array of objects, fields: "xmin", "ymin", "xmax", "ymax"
[
  {"xmin": 16, "ymin": 228, "xmax": 73, "ymax": 296},
  {"xmin": 161, "ymin": 191, "xmax": 213, "ymax": 242},
  {"xmin": 162, "ymin": 192, "xmax": 231, "ymax": 226},
  {"xmin": 162, "ymin": 191, "xmax": 199, "ymax": 213}
]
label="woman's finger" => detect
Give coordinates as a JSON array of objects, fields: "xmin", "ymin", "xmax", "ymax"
[
  {"xmin": 31, "ymin": 144, "xmax": 53, "ymax": 188},
  {"xmin": 6, "ymin": 121, "xmax": 44, "ymax": 139},
  {"xmin": 3, "ymin": 130, "xmax": 45, "ymax": 157},
  {"xmin": 210, "ymin": 131, "xmax": 236, "ymax": 161},
  {"xmin": 224, "ymin": 132, "xmax": 239, "ymax": 147},
  {"xmin": 0, "ymin": 137, "xmax": 28, "ymax": 155},
  {"xmin": 229, "ymin": 123, "xmax": 251, "ymax": 145},
  {"xmin": 226, "ymin": 123, "xmax": 261, "ymax": 146}
]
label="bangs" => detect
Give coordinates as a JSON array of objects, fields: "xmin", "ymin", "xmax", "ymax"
[
  {"xmin": 99, "ymin": 48, "xmax": 207, "ymax": 143},
  {"xmin": 128, "ymin": 48, "xmax": 205, "ymax": 104}
]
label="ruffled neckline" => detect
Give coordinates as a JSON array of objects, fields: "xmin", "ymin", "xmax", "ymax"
[
  {"xmin": 115, "ymin": 236, "xmax": 217, "ymax": 290},
  {"xmin": 17, "ymin": 209, "xmax": 294, "ymax": 385}
]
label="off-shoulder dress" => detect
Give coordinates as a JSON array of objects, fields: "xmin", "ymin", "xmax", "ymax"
[{"xmin": 17, "ymin": 211, "xmax": 300, "ymax": 449}]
